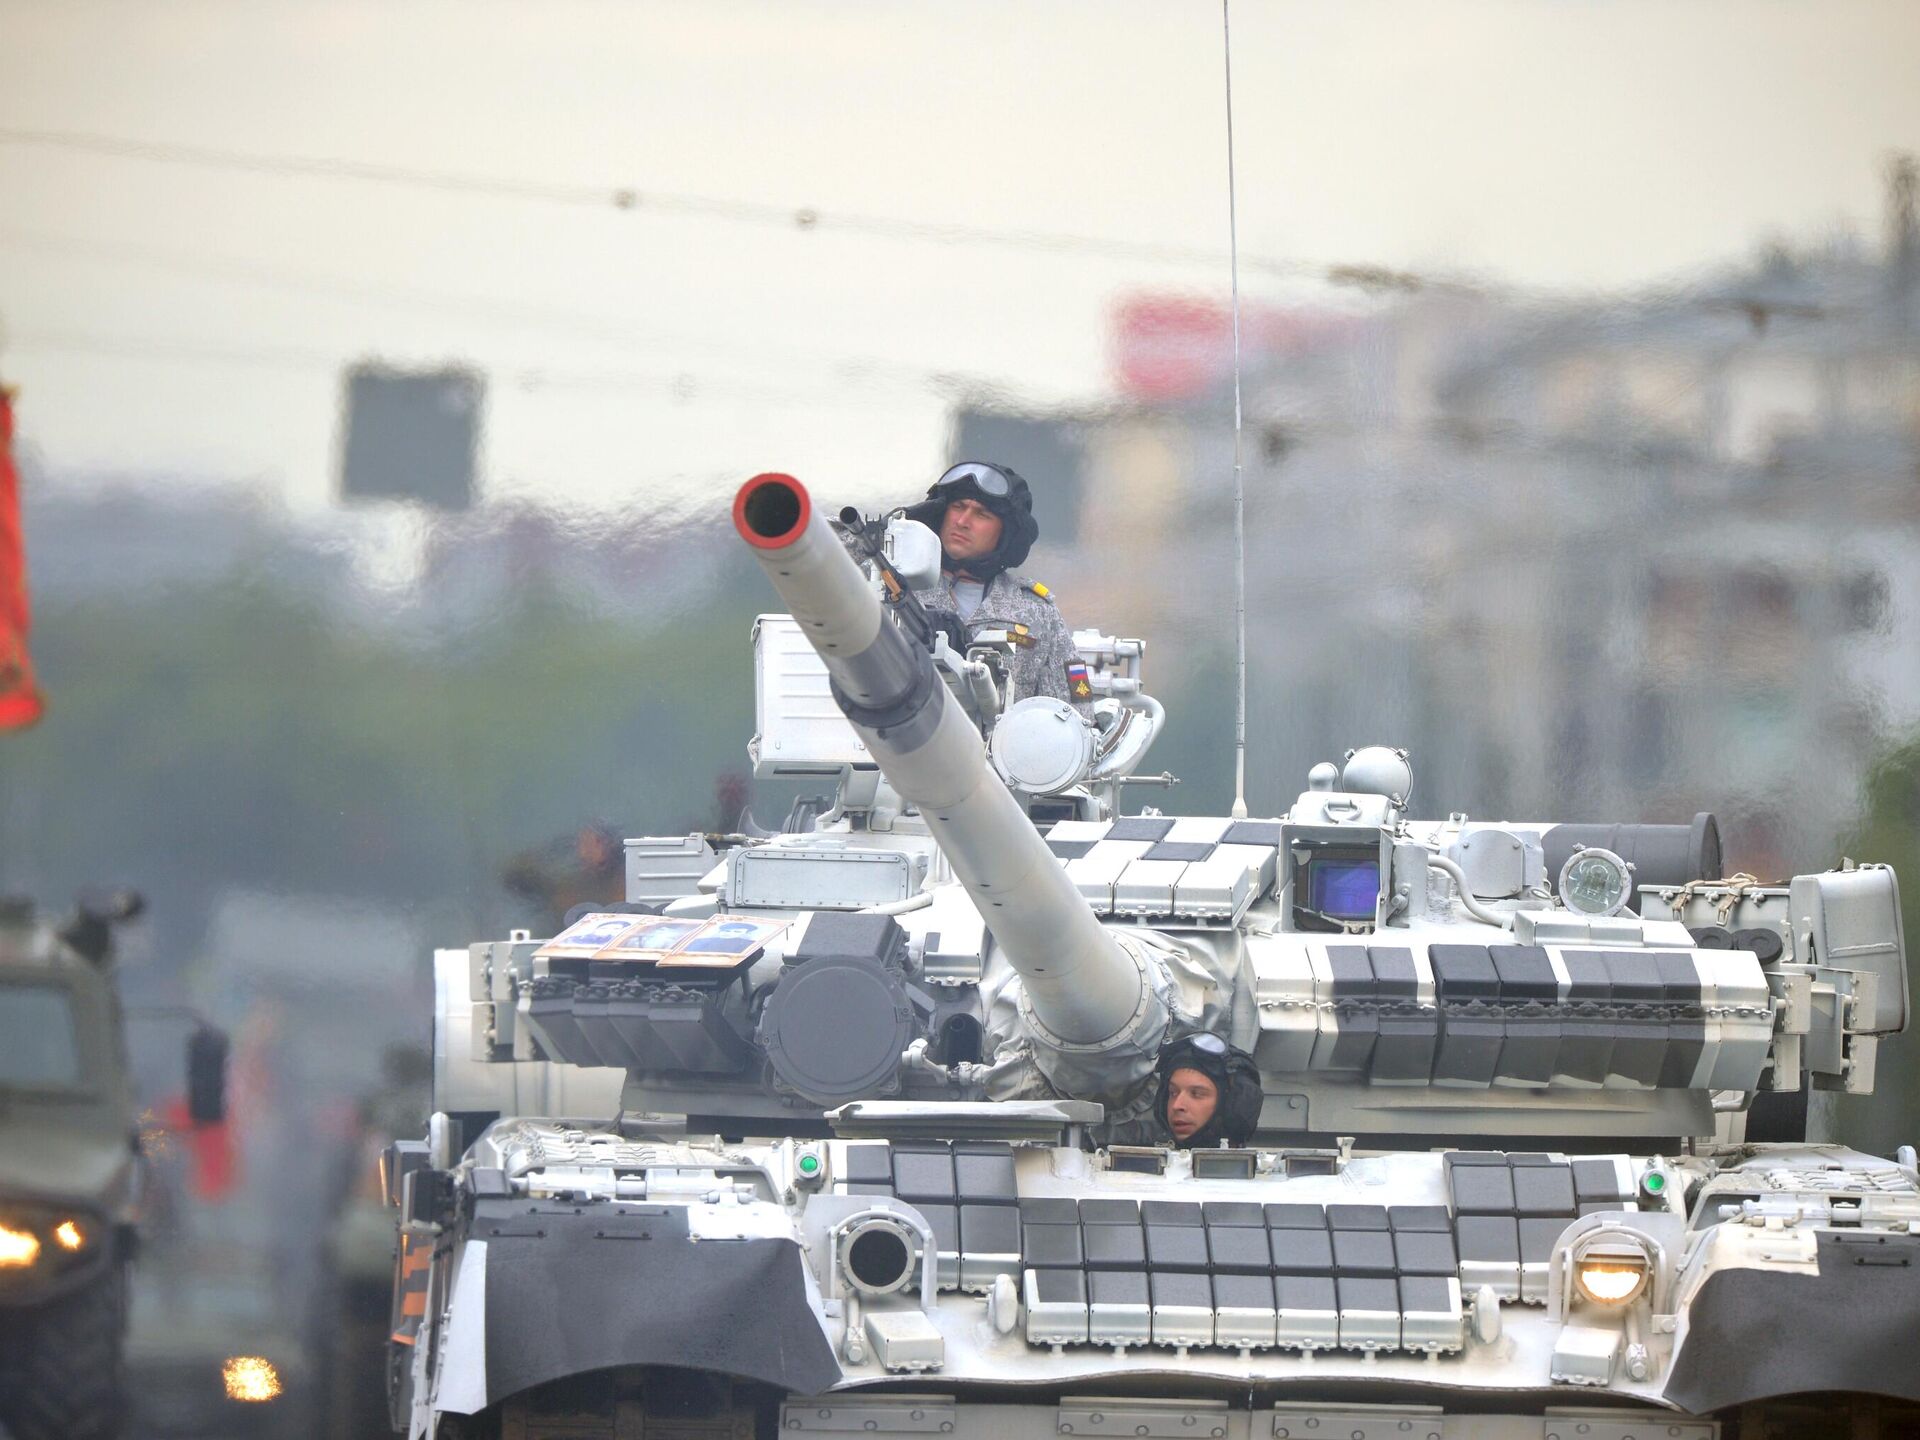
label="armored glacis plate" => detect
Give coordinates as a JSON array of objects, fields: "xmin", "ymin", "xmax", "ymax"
[
  {"xmin": 1205, "ymin": 1227, "xmax": 1271, "ymax": 1274},
  {"xmin": 1211, "ymin": 1273, "xmax": 1278, "ymax": 1348},
  {"xmin": 1024, "ymin": 1267, "xmax": 1089, "ymax": 1346}
]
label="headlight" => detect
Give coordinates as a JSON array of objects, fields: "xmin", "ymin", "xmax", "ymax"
[
  {"xmin": 0, "ymin": 1207, "xmax": 104, "ymax": 1281},
  {"xmin": 837, "ymin": 1214, "xmax": 919, "ymax": 1297},
  {"xmin": 0, "ymin": 1222, "xmax": 40, "ymax": 1267},
  {"xmin": 1573, "ymin": 1243, "xmax": 1651, "ymax": 1305}
]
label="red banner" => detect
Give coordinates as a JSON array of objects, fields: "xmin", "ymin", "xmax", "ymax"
[{"xmin": 0, "ymin": 387, "xmax": 45, "ymax": 731}]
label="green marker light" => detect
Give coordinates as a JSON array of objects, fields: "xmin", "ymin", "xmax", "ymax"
[
  {"xmin": 1641, "ymin": 1170, "xmax": 1666, "ymax": 1195},
  {"xmin": 797, "ymin": 1153, "xmax": 821, "ymax": 1177}
]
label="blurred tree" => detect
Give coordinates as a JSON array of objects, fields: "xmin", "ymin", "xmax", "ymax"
[{"xmin": 0, "ymin": 574, "xmax": 760, "ymax": 965}]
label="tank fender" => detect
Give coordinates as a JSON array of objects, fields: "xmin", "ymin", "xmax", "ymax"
[
  {"xmin": 1664, "ymin": 1229, "xmax": 1920, "ymax": 1412},
  {"xmin": 428, "ymin": 1198, "xmax": 840, "ymax": 1417}
]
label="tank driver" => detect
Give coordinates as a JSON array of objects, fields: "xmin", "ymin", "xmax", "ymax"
[
  {"xmin": 1153, "ymin": 1033, "xmax": 1262, "ymax": 1149},
  {"xmin": 900, "ymin": 462, "xmax": 1091, "ymax": 713}
]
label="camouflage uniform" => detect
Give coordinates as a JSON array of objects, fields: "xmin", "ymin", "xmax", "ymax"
[{"xmin": 914, "ymin": 569, "xmax": 1091, "ymax": 714}]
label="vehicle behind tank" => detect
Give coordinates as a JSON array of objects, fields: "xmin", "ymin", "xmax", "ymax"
[
  {"xmin": 386, "ymin": 475, "xmax": 1918, "ymax": 1440},
  {"xmin": 0, "ymin": 892, "xmax": 235, "ymax": 1440}
]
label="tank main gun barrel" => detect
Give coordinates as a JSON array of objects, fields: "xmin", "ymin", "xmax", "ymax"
[{"xmin": 734, "ymin": 473, "xmax": 1146, "ymax": 1046}]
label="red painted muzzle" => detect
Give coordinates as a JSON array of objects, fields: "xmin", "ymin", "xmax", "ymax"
[{"xmin": 733, "ymin": 473, "xmax": 811, "ymax": 550}]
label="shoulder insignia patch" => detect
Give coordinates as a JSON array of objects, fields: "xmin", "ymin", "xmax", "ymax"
[{"xmin": 1066, "ymin": 660, "xmax": 1093, "ymax": 700}]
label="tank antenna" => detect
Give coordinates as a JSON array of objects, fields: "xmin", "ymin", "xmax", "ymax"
[{"xmin": 1222, "ymin": 0, "xmax": 1250, "ymax": 819}]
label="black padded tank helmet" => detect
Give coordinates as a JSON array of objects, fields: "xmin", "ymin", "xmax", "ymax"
[
  {"xmin": 902, "ymin": 461, "xmax": 1039, "ymax": 576},
  {"xmin": 1153, "ymin": 1032, "xmax": 1263, "ymax": 1149}
]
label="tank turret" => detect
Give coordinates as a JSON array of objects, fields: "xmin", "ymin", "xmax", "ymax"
[{"xmin": 431, "ymin": 477, "xmax": 1909, "ymax": 1142}]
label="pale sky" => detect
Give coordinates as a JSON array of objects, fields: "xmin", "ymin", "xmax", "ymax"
[{"xmin": 2, "ymin": 0, "xmax": 1917, "ymax": 513}]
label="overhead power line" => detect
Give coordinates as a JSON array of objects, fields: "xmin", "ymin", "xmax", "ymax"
[
  {"xmin": 0, "ymin": 225, "xmax": 1016, "ymax": 393},
  {"xmin": 0, "ymin": 123, "xmax": 1330, "ymax": 279},
  {"xmin": 0, "ymin": 328, "xmax": 959, "ymax": 412}
]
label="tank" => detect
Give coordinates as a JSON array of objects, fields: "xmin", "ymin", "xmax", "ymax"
[
  {"xmin": 0, "ymin": 891, "xmax": 229, "ymax": 1440},
  {"xmin": 392, "ymin": 473, "xmax": 1918, "ymax": 1440}
]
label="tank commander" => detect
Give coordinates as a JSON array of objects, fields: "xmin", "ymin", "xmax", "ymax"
[
  {"xmin": 899, "ymin": 462, "xmax": 1092, "ymax": 713},
  {"xmin": 1152, "ymin": 1033, "xmax": 1262, "ymax": 1149}
]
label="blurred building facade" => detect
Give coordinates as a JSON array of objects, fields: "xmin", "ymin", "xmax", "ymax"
[{"xmin": 986, "ymin": 165, "xmax": 1920, "ymax": 874}]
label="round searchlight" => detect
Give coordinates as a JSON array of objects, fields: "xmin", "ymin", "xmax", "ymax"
[
  {"xmin": 990, "ymin": 697, "xmax": 1096, "ymax": 795},
  {"xmin": 1558, "ymin": 845, "xmax": 1635, "ymax": 917},
  {"xmin": 1341, "ymin": 746, "xmax": 1413, "ymax": 805}
]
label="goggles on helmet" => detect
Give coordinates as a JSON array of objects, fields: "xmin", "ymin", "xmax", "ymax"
[
  {"xmin": 1168, "ymin": 1032, "xmax": 1229, "ymax": 1061},
  {"xmin": 933, "ymin": 462, "xmax": 1013, "ymax": 499}
]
